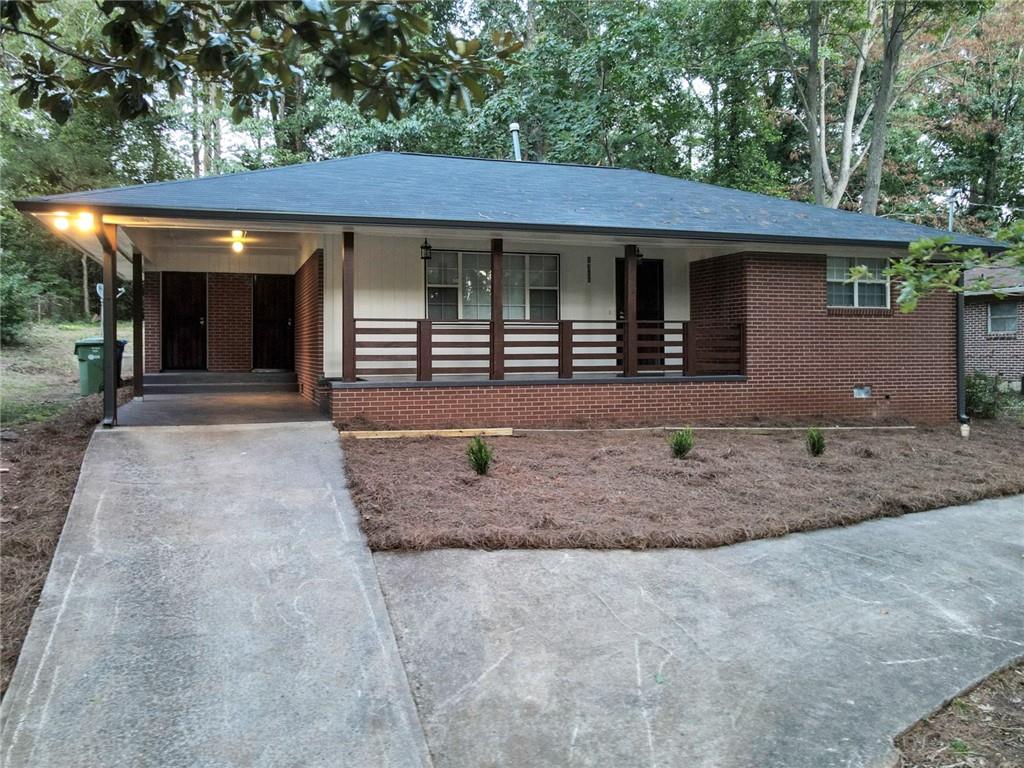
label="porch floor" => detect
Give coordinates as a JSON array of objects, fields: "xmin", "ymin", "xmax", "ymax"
[{"xmin": 116, "ymin": 393, "xmax": 325, "ymax": 427}]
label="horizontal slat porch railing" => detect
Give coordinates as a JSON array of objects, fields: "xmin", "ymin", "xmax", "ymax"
[{"xmin": 352, "ymin": 319, "xmax": 745, "ymax": 381}]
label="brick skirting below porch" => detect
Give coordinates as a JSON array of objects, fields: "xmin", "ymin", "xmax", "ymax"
[{"xmin": 324, "ymin": 377, "xmax": 951, "ymax": 429}]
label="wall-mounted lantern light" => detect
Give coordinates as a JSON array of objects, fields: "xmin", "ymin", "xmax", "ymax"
[{"xmin": 420, "ymin": 238, "xmax": 433, "ymax": 261}]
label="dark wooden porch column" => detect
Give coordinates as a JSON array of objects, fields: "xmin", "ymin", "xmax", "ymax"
[
  {"xmin": 132, "ymin": 249, "xmax": 144, "ymax": 398},
  {"xmin": 100, "ymin": 219, "xmax": 119, "ymax": 427},
  {"xmin": 623, "ymin": 244, "xmax": 638, "ymax": 377},
  {"xmin": 489, "ymin": 237, "xmax": 504, "ymax": 380},
  {"xmin": 342, "ymin": 231, "xmax": 356, "ymax": 382}
]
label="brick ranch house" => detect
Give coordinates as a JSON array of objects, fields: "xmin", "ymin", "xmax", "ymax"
[
  {"xmin": 964, "ymin": 265, "xmax": 1024, "ymax": 390},
  {"xmin": 15, "ymin": 152, "xmax": 1002, "ymax": 428}
]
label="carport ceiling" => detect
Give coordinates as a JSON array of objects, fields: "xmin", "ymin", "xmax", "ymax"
[{"xmin": 125, "ymin": 226, "xmax": 303, "ymax": 256}]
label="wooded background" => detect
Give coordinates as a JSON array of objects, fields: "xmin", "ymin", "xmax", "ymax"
[{"xmin": 2, "ymin": 0, "xmax": 1021, "ymax": 329}]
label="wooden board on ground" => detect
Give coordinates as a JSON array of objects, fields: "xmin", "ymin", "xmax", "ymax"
[{"xmin": 342, "ymin": 427, "xmax": 514, "ymax": 440}]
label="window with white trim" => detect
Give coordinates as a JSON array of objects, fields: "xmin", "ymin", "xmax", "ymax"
[
  {"xmin": 425, "ymin": 250, "xmax": 559, "ymax": 321},
  {"xmin": 988, "ymin": 300, "xmax": 1019, "ymax": 334},
  {"xmin": 826, "ymin": 256, "xmax": 889, "ymax": 308}
]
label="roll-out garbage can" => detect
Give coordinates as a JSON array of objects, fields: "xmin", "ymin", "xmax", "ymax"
[{"xmin": 74, "ymin": 337, "xmax": 126, "ymax": 395}]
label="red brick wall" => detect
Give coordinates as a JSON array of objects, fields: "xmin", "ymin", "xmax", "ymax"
[
  {"xmin": 326, "ymin": 252, "xmax": 958, "ymax": 428},
  {"xmin": 143, "ymin": 272, "xmax": 161, "ymax": 373},
  {"xmin": 965, "ymin": 296, "xmax": 1023, "ymax": 381},
  {"xmin": 294, "ymin": 251, "xmax": 324, "ymax": 403},
  {"xmin": 207, "ymin": 273, "xmax": 253, "ymax": 372}
]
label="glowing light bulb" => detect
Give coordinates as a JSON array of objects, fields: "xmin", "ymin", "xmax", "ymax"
[
  {"xmin": 231, "ymin": 240, "xmax": 244, "ymax": 253},
  {"xmin": 231, "ymin": 229, "xmax": 244, "ymax": 240},
  {"xmin": 75, "ymin": 211, "xmax": 94, "ymax": 232},
  {"xmin": 53, "ymin": 212, "xmax": 70, "ymax": 231}
]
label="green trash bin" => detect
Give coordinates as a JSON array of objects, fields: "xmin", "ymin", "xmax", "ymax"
[{"xmin": 74, "ymin": 337, "xmax": 127, "ymax": 395}]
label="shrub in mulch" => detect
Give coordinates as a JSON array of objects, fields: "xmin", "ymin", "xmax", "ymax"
[
  {"xmin": 0, "ymin": 390, "xmax": 129, "ymax": 696},
  {"xmin": 896, "ymin": 659, "xmax": 1023, "ymax": 767},
  {"xmin": 343, "ymin": 420, "xmax": 1024, "ymax": 552}
]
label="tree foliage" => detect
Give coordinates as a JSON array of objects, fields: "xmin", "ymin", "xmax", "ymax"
[
  {"xmin": 1, "ymin": 0, "xmax": 521, "ymax": 124},
  {"xmin": 1, "ymin": 0, "xmax": 1021, "ymax": 317}
]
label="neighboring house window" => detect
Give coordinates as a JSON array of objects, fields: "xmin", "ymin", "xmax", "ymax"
[
  {"xmin": 988, "ymin": 300, "xmax": 1019, "ymax": 334},
  {"xmin": 426, "ymin": 250, "xmax": 559, "ymax": 321},
  {"xmin": 826, "ymin": 256, "xmax": 889, "ymax": 308}
]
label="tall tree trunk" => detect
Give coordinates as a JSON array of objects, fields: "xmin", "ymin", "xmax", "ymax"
[
  {"xmin": 190, "ymin": 79, "xmax": 201, "ymax": 178},
  {"xmin": 861, "ymin": 0, "xmax": 906, "ymax": 215},
  {"xmin": 806, "ymin": 0, "xmax": 825, "ymax": 205}
]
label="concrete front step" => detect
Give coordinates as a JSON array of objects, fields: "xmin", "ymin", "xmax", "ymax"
[{"xmin": 143, "ymin": 371, "xmax": 298, "ymax": 394}]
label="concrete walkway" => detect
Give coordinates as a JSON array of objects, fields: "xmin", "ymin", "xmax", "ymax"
[
  {"xmin": 375, "ymin": 495, "xmax": 1024, "ymax": 768},
  {"xmin": 0, "ymin": 422, "xmax": 428, "ymax": 768},
  {"xmin": 116, "ymin": 392, "xmax": 325, "ymax": 426}
]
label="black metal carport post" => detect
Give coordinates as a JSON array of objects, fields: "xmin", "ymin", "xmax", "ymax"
[
  {"xmin": 132, "ymin": 249, "xmax": 144, "ymax": 399},
  {"xmin": 98, "ymin": 218, "xmax": 119, "ymax": 427}
]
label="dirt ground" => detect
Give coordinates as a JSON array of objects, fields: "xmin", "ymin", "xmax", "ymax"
[
  {"xmin": 344, "ymin": 420, "xmax": 1024, "ymax": 551},
  {"xmin": 896, "ymin": 659, "xmax": 1024, "ymax": 767},
  {"xmin": 0, "ymin": 390, "xmax": 129, "ymax": 696}
]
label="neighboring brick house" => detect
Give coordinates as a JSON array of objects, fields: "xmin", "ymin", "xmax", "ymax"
[
  {"xmin": 15, "ymin": 152, "xmax": 1004, "ymax": 427},
  {"xmin": 964, "ymin": 265, "xmax": 1024, "ymax": 388}
]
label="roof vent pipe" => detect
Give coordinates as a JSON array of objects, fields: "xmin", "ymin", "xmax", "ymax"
[{"xmin": 509, "ymin": 122, "xmax": 522, "ymax": 161}]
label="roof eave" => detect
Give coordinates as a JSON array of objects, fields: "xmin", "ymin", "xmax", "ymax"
[{"xmin": 13, "ymin": 198, "xmax": 1005, "ymax": 253}]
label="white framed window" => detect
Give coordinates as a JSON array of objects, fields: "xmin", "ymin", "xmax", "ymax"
[
  {"xmin": 425, "ymin": 250, "xmax": 559, "ymax": 321},
  {"xmin": 827, "ymin": 256, "xmax": 890, "ymax": 308},
  {"xmin": 988, "ymin": 300, "xmax": 1019, "ymax": 334}
]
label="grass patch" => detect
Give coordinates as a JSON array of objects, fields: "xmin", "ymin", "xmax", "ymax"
[
  {"xmin": 1, "ymin": 321, "xmax": 132, "ymax": 426},
  {"xmin": 343, "ymin": 421, "xmax": 1024, "ymax": 551}
]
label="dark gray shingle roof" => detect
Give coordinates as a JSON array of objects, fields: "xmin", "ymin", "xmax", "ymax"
[{"xmin": 17, "ymin": 152, "xmax": 1000, "ymax": 249}]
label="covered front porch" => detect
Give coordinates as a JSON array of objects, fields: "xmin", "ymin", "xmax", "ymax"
[{"xmin": 22, "ymin": 208, "xmax": 753, "ymax": 426}]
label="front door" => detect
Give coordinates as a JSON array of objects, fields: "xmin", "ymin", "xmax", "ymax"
[
  {"xmin": 616, "ymin": 259, "xmax": 665, "ymax": 370},
  {"xmin": 615, "ymin": 258, "xmax": 664, "ymax": 322},
  {"xmin": 252, "ymin": 274, "xmax": 294, "ymax": 370},
  {"xmin": 162, "ymin": 272, "xmax": 207, "ymax": 370}
]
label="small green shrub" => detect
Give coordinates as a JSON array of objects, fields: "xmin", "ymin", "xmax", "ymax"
[
  {"xmin": 668, "ymin": 428, "xmax": 695, "ymax": 458},
  {"xmin": 965, "ymin": 371, "xmax": 1004, "ymax": 419},
  {"xmin": 466, "ymin": 436, "xmax": 493, "ymax": 475},
  {"xmin": 806, "ymin": 427, "xmax": 826, "ymax": 457},
  {"xmin": 0, "ymin": 269, "xmax": 39, "ymax": 346}
]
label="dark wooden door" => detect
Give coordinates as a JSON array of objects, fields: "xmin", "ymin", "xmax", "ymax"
[
  {"xmin": 252, "ymin": 274, "xmax": 294, "ymax": 370},
  {"xmin": 616, "ymin": 258, "xmax": 665, "ymax": 322},
  {"xmin": 162, "ymin": 272, "xmax": 207, "ymax": 370},
  {"xmin": 616, "ymin": 259, "xmax": 665, "ymax": 370}
]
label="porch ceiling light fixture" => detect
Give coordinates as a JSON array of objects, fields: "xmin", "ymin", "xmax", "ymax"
[
  {"xmin": 75, "ymin": 211, "xmax": 94, "ymax": 233},
  {"xmin": 230, "ymin": 229, "xmax": 246, "ymax": 253},
  {"xmin": 53, "ymin": 211, "xmax": 70, "ymax": 231},
  {"xmin": 420, "ymin": 238, "xmax": 433, "ymax": 260}
]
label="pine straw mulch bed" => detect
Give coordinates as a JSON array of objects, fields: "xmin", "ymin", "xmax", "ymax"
[
  {"xmin": 343, "ymin": 419, "xmax": 1024, "ymax": 551},
  {"xmin": 896, "ymin": 659, "xmax": 1024, "ymax": 767},
  {"xmin": 0, "ymin": 390, "xmax": 130, "ymax": 697}
]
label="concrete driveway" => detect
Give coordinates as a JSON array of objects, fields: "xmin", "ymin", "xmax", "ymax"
[
  {"xmin": 0, "ymin": 422, "xmax": 428, "ymax": 768},
  {"xmin": 375, "ymin": 495, "xmax": 1024, "ymax": 768},
  {"xmin": 2, "ymin": 417, "xmax": 1021, "ymax": 768}
]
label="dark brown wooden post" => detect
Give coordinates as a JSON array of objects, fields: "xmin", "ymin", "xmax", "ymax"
[
  {"xmin": 416, "ymin": 319, "xmax": 432, "ymax": 381},
  {"xmin": 132, "ymin": 250, "xmax": 144, "ymax": 398},
  {"xmin": 623, "ymin": 244, "xmax": 638, "ymax": 377},
  {"xmin": 558, "ymin": 320, "xmax": 573, "ymax": 378},
  {"xmin": 489, "ymin": 237, "xmax": 504, "ymax": 380},
  {"xmin": 100, "ymin": 219, "xmax": 118, "ymax": 427},
  {"xmin": 684, "ymin": 321, "xmax": 697, "ymax": 376},
  {"xmin": 341, "ymin": 231, "xmax": 356, "ymax": 382}
]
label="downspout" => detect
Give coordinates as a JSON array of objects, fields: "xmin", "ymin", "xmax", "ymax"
[
  {"xmin": 956, "ymin": 274, "xmax": 970, "ymax": 431},
  {"xmin": 948, "ymin": 197, "xmax": 970, "ymax": 432}
]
